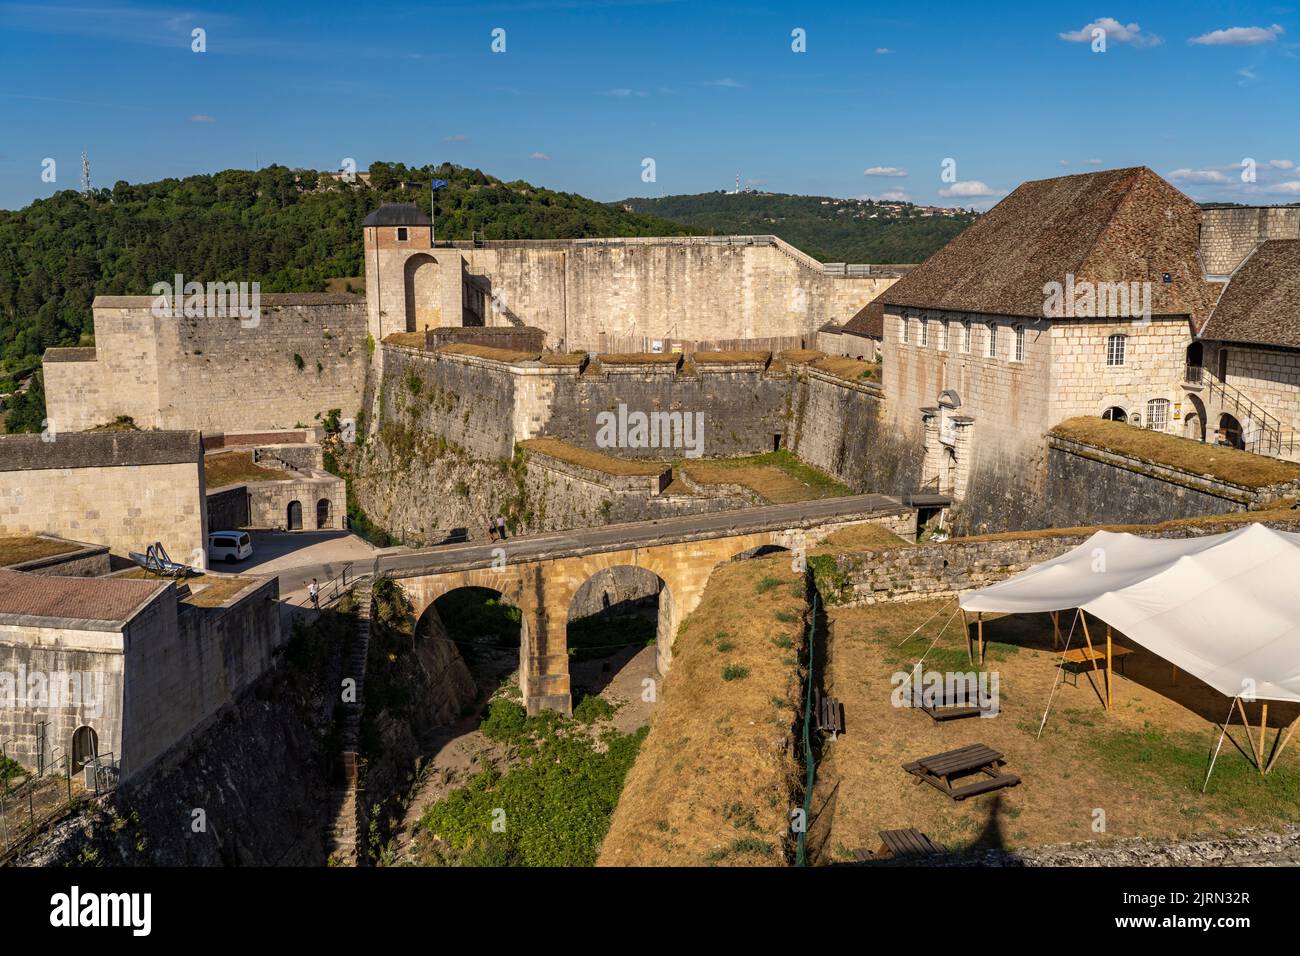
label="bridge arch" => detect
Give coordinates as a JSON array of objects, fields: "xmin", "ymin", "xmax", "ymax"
[
  {"xmin": 566, "ymin": 565, "xmax": 668, "ymax": 695},
  {"xmin": 420, "ymin": 583, "xmax": 529, "ymax": 703}
]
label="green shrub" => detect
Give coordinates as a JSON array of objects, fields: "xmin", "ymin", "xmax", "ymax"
[
  {"xmin": 480, "ymin": 698, "xmax": 529, "ymax": 742},
  {"xmin": 755, "ymin": 576, "xmax": 782, "ymax": 594},
  {"xmin": 722, "ymin": 664, "xmax": 750, "ymax": 681},
  {"xmin": 573, "ymin": 694, "xmax": 616, "ymax": 724}
]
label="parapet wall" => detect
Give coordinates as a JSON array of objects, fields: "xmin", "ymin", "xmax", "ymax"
[
  {"xmin": 44, "ymin": 295, "xmax": 369, "ymax": 433},
  {"xmin": 1200, "ymin": 206, "xmax": 1300, "ymax": 276},
  {"xmin": 453, "ymin": 237, "xmax": 900, "ymax": 352}
]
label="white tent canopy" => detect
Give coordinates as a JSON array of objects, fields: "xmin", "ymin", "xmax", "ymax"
[{"xmin": 959, "ymin": 523, "xmax": 1300, "ymax": 704}]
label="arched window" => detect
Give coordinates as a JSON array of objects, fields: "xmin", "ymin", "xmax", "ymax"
[
  {"xmin": 1102, "ymin": 406, "xmax": 1128, "ymax": 422},
  {"xmin": 1146, "ymin": 398, "xmax": 1169, "ymax": 431},
  {"xmin": 1107, "ymin": 334, "xmax": 1127, "ymax": 367}
]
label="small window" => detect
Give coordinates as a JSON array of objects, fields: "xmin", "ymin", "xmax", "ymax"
[
  {"xmin": 901, "ymin": 314, "xmax": 909, "ymax": 344},
  {"xmin": 1013, "ymin": 325, "xmax": 1025, "ymax": 362},
  {"xmin": 1107, "ymin": 334, "xmax": 1126, "ymax": 367},
  {"xmin": 986, "ymin": 322, "xmax": 998, "ymax": 358},
  {"xmin": 939, "ymin": 320, "xmax": 949, "ymax": 351},
  {"xmin": 962, "ymin": 319, "xmax": 971, "ymax": 353},
  {"xmin": 396, "ymin": 227, "xmax": 409, "ymax": 241},
  {"xmin": 919, "ymin": 317, "xmax": 929, "ymax": 347},
  {"xmin": 1146, "ymin": 398, "xmax": 1169, "ymax": 431}
]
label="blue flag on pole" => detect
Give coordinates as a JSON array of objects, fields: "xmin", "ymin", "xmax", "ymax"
[{"xmin": 430, "ymin": 178, "xmax": 449, "ymax": 191}]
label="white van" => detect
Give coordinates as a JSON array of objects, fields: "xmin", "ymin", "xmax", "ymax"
[{"xmin": 207, "ymin": 531, "xmax": 253, "ymax": 564}]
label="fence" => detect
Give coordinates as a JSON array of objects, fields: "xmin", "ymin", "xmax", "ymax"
[{"xmin": 0, "ymin": 750, "xmax": 116, "ymax": 857}]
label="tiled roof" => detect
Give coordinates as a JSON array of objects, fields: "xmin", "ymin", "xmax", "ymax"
[
  {"xmin": 842, "ymin": 299, "xmax": 884, "ymax": 338},
  {"xmin": 1199, "ymin": 240, "xmax": 1300, "ymax": 348},
  {"xmin": 362, "ymin": 203, "xmax": 431, "ymax": 227},
  {"xmin": 0, "ymin": 569, "xmax": 166, "ymax": 624},
  {"xmin": 880, "ymin": 167, "xmax": 1221, "ymax": 325}
]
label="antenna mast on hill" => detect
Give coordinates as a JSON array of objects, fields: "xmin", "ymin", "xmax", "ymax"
[{"xmin": 81, "ymin": 150, "xmax": 92, "ymax": 196}]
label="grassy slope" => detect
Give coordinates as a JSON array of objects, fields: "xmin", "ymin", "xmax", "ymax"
[{"xmin": 598, "ymin": 555, "xmax": 807, "ymax": 866}]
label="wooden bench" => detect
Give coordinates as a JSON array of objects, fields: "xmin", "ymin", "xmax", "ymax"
[
  {"xmin": 815, "ymin": 689, "xmax": 844, "ymax": 739},
  {"xmin": 903, "ymin": 743, "xmax": 1021, "ymax": 801},
  {"xmin": 851, "ymin": 828, "xmax": 947, "ymax": 863},
  {"xmin": 918, "ymin": 685, "xmax": 986, "ymax": 722}
]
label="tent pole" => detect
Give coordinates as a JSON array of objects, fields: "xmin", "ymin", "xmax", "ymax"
[
  {"xmin": 1036, "ymin": 609, "xmax": 1080, "ymax": 741},
  {"xmin": 1105, "ymin": 625, "xmax": 1113, "ymax": 711},
  {"xmin": 1235, "ymin": 697, "xmax": 1264, "ymax": 772},
  {"xmin": 977, "ymin": 613, "xmax": 984, "ymax": 666},
  {"xmin": 1258, "ymin": 703, "xmax": 1269, "ymax": 776},
  {"xmin": 1203, "ymin": 695, "xmax": 1239, "ymax": 793},
  {"xmin": 1078, "ymin": 612, "xmax": 1106, "ymax": 711},
  {"xmin": 961, "ymin": 608, "xmax": 970, "ymax": 665},
  {"xmin": 1051, "ymin": 611, "xmax": 1060, "ymax": 650},
  {"xmin": 1264, "ymin": 717, "xmax": 1298, "ymax": 775}
]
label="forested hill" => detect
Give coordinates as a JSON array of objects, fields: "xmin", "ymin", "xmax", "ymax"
[
  {"xmin": 0, "ymin": 162, "xmax": 690, "ymax": 392},
  {"xmin": 616, "ymin": 192, "xmax": 977, "ymax": 265}
]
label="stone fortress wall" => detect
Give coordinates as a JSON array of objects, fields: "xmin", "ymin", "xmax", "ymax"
[
  {"xmin": 44, "ymin": 294, "xmax": 369, "ymax": 434},
  {"xmin": 365, "ymin": 227, "xmax": 905, "ymax": 352}
]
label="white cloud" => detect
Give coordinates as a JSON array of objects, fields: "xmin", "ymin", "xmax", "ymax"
[
  {"xmin": 1167, "ymin": 167, "xmax": 1231, "ymax": 184},
  {"xmin": 1084, "ymin": 158, "xmax": 1103, "ymax": 166},
  {"xmin": 1059, "ymin": 18, "xmax": 1162, "ymax": 47},
  {"xmin": 602, "ymin": 88, "xmax": 647, "ymax": 97},
  {"xmin": 875, "ymin": 47, "xmax": 891, "ymax": 54},
  {"xmin": 1058, "ymin": 159, "xmax": 1070, "ymax": 166},
  {"xmin": 1270, "ymin": 181, "xmax": 1300, "ymax": 194},
  {"xmin": 705, "ymin": 78, "xmax": 745, "ymax": 88},
  {"xmin": 1269, "ymin": 159, "xmax": 1295, "ymax": 170},
  {"xmin": 1190, "ymin": 24, "xmax": 1284, "ymax": 46},
  {"xmin": 529, "ymin": 151, "xmax": 550, "ymax": 161},
  {"xmin": 939, "ymin": 181, "xmax": 1002, "ymax": 198},
  {"xmin": 189, "ymin": 114, "xmax": 216, "ymax": 123},
  {"xmin": 863, "ymin": 166, "xmax": 907, "ymax": 177},
  {"xmin": 444, "ymin": 133, "xmax": 467, "ymax": 142}
]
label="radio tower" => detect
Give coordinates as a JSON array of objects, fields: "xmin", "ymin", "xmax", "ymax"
[{"xmin": 80, "ymin": 150, "xmax": 92, "ymax": 196}]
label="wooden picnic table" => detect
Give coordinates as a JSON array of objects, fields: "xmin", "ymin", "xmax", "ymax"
[{"xmin": 903, "ymin": 743, "xmax": 1021, "ymax": 801}]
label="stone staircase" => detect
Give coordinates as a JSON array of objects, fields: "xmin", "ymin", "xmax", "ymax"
[
  {"xmin": 322, "ymin": 576, "xmax": 373, "ymax": 865},
  {"xmin": 1186, "ymin": 366, "xmax": 1300, "ymax": 462}
]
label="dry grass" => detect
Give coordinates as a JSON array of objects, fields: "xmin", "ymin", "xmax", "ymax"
[
  {"xmin": 598, "ymin": 556, "xmax": 807, "ymax": 866},
  {"xmin": 598, "ymin": 352, "xmax": 682, "ymax": 366},
  {"xmin": 811, "ymin": 600, "xmax": 1300, "ymax": 863},
  {"xmin": 813, "ymin": 523, "xmax": 913, "ymax": 553},
  {"xmin": 518, "ymin": 437, "xmax": 666, "ymax": 476},
  {"xmin": 777, "ymin": 348, "xmax": 824, "ymax": 365},
  {"xmin": 678, "ymin": 451, "xmax": 852, "ymax": 504},
  {"xmin": 204, "ymin": 451, "xmax": 289, "ymax": 488},
  {"xmin": 691, "ymin": 350, "xmax": 771, "ymax": 365},
  {"xmin": 811, "ymin": 355, "xmax": 881, "ymax": 384},
  {"xmin": 119, "ymin": 569, "xmax": 258, "ymax": 607},
  {"xmin": 437, "ymin": 343, "xmax": 541, "ymax": 363},
  {"xmin": 383, "ymin": 331, "xmax": 425, "ymax": 348},
  {"xmin": 1053, "ymin": 416, "xmax": 1300, "ymax": 489},
  {"xmin": 541, "ymin": 352, "xmax": 588, "ymax": 366},
  {"xmin": 0, "ymin": 535, "xmax": 80, "ymax": 566}
]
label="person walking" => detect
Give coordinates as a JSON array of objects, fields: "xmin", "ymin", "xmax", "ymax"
[
  {"xmin": 496, "ymin": 515, "xmax": 508, "ymax": 541},
  {"xmin": 488, "ymin": 519, "xmax": 498, "ymax": 542},
  {"xmin": 308, "ymin": 578, "xmax": 320, "ymax": 610}
]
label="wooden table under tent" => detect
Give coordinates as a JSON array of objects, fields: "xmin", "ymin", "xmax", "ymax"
[{"xmin": 958, "ymin": 524, "xmax": 1300, "ymax": 787}]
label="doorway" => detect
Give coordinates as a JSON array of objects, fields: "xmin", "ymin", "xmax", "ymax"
[{"xmin": 287, "ymin": 500, "xmax": 303, "ymax": 531}]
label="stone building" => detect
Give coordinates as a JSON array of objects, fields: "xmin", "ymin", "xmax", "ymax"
[{"xmin": 878, "ymin": 166, "xmax": 1300, "ymax": 531}]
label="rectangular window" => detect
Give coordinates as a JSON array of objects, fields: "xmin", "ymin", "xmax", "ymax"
[
  {"xmin": 962, "ymin": 320, "xmax": 971, "ymax": 353},
  {"xmin": 986, "ymin": 322, "xmax": 998, "ymax": 358},
  {"xmin": 1013, "ymin": 325, "xmax": 1025, "ymax": 362},
  {"xmin": 939, "ymin": 320, "xmax": 949, "ymax": 351},
  {"xmin": 1147, "ymin": 398, "xmax": 1169, "ymax": 430},
  {"xmin": 396, "ymin": 227, "xmax": 409, "ymax": 241},
  {"xmin": 919, "ymin": 317, "xmax": 929, "ymax": 347},
  {"xmin": 901, "ymin": 314, "xmax": 909, "ymax": 344},
  {"xmin": 1107, "ymin": 334, "xmax": 1126, "ymax": 367}
]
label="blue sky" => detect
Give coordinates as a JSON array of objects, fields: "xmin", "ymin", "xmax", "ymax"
[{"xmin": 1, "ymin": 1, "xmax": 1298, "ymax": 211}]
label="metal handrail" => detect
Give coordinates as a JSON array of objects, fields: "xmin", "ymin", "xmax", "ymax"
[{"xmin": 293, "ymin": 563, "xmax": 355, "ymax": 611}]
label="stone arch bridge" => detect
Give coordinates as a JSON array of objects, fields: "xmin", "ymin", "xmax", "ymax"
[{"xmin": 373, "ymin": 494, "xmax": 921, "ymax": 714}]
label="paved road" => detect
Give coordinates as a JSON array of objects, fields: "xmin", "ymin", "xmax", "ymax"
[{"xmin": 377, "ymin": 493, "xmax": 908, "ymax": 578}]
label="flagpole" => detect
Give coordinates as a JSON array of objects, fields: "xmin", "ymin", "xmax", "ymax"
[{"xmin": 431, "ymin": 178, "xmax": 435, "ymax": 245}]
